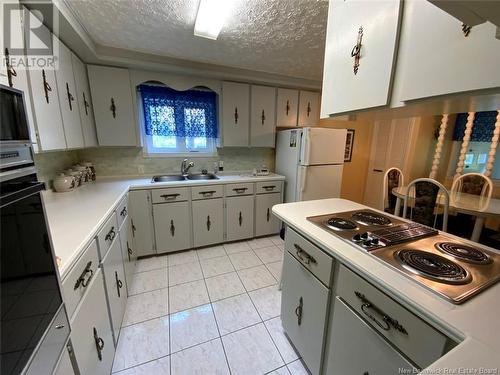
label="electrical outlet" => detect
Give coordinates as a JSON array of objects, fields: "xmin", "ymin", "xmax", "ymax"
[
  {"xmin": 218, "ymin": 160, "xmax": 224, "ymax": 171},
  {"xmin": 138, "ymin": 165, "xmax": 144, "ymax": 174}
]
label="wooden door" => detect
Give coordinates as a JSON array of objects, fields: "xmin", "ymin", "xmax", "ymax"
[
  {"xmin": 276, "ymin": 88, "xmax": 299, "ymax": 127},
  {"xmin": 250, "ymin": 85, "xmax": 276, "ymax": 147},
  {"xmin": 222, "ymin": 82, "xmax": 250, "ymax": 146},
  {"xmin": 192, "ymin": 198, "xmax": 224, "ymax": 247},
  {"xmin": 154, "ymin": 201, "xmax": 191, "ymax": 253}
]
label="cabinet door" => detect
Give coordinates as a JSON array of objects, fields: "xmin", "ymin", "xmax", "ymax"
[
  {"xmin": 70, "ymin": 271, "xmax": 114, "ymax": 375},
  {"xmin": 129, "ymin": 190, "xmax": 155, "ymax": 257},
  {"xmin": 154, "ymin": 201, "xmax": 191, "ymax": 254},
  {"xmin": 298, "ymin": 91, "xmax": 320, "ymax": 126},
  {"xmin": 255, "ymin": 193, "xmax": 281, "ymax": 237},
  {"xmin": 53, "ymin": 345, "xmax": 75, "ymax": 375},
  {"xmin": 102, "ymin": 237, "xmax": 127, "ymax": 344},
  {"xmin": 226, "ymin": 195, "xmax": 254, "ymax": 241},
  {"xmin": 119, "ymin": 217, "xmax": 136, "ymax": 294},
  {"xmin": 324, "ymin": 297, "xmax": 416, "ymax": 375},
  {"xmin": 222, "ymin": 82, "xmax": 250, "ymax": 146},
  {"xmin": 192, "ymin": 198, "xmax": 224, "ymax": 247},
  {"xmin": 276, "ymin": 88, "xmax": 299, "ymax": 127},
  {"xmin": 321, "ymin": 0, "xmax": 402, "ymax": 115},
  {"xmin": 54, "ymin": 37, "xmax": 84, "ymax": 148},
  {"xmin": 88, "ymin": 65, "xmax": 137, "ymax": 146},
  {"xmin": 250, "ymin": 85, "xmax": 276, "ymax": 147},
  {"xmin": 281, "ymin": 251, "xmax": 329, "ymax": 375},
  {"xmin": 72, "ymin": 53, "xmax": 98, "ymax": 147},
  {"xmin": 25, "ymin": 18, "xmax": 66, "ymax": 150},
  {"xmin": 398, "ymin": 0, "xmax": 500, "ymax": 101}
]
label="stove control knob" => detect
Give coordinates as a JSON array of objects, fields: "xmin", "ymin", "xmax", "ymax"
[
  {"xmin": 363, "ymin": 240, "xmax": 372, "ymax": 247},
  {"xmin": 360, "ymin": 232, "xmax": 369, "ymax": 240},
  {"xmin": 371, "ymin": 238, "xmax": 379, "ymax": 245},
  {"xmin": 353, "ymin": 234, "xmax": 361, "ymax": 242}
]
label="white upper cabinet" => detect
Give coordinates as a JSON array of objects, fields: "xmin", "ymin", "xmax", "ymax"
[
  {"xmin": 54, "ymin": 36, "xmax": 84, "ymax": 149},
  {"xmin": 298, "ymin": 90, "xmax": 320, "ymax": 126},
  {"xmin": 222, "ymin": 82, "xmax": 250, "ymax": 147},
  {"xmin": 72, "ymin": 54, "xmax": 98, "ymax": 147},
  {"xmin": 88, "ymin": 65, "xmax": 138, "ymax": 146},
  {"xmin": 321, "ymin": 0, "xmax": 402, "ymax": 115},
  {"xmin": 276, "ymin": 88, "xmax": 299, "ymax": 128},
  {"xmin": 25, "ymin": 17, "xmax": 67, "ymax": 151},
  {"xmin": 397, "ymin": 0, "xmax": 500, "ymax": 101},
  {"xmin": 250, "ymin": 85, "xmax": 276, "ymax": 147}
]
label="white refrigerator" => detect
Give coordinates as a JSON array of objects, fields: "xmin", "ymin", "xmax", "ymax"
[{"xmin": 276, "ymin": 127, "xmax": 347, "ymax": 203}]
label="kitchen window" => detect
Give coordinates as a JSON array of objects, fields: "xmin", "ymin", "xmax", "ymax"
[{"xmin": 139, "ymin": 84, "xmax": 218, "ymax": 155}]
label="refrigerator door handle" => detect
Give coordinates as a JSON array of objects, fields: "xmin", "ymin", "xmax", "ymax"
[
  {"xmin": 298, "ymin": 167, "xmax": 307, "ymax": 199},
  {"xmin": 301, "ymin": 131, "xmax": 311, "ymax": 165}
]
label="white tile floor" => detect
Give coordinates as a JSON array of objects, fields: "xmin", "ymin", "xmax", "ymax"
[{"xmin": 112, "ymin": 235, "xmax": 309, "ymax": 375}]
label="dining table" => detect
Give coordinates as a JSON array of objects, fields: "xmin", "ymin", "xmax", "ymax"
[{"xmin": 392, "ymin": 186, "xmax": 500, "ymax": 243}]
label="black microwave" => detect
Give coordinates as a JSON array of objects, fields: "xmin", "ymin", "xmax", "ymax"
[{"xmin": 0, "ymin": 84, "xmax": 31, "ymax": 143}]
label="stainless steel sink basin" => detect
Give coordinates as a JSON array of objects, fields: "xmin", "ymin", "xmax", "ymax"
[
  {"xmin": 186, "ymin": 174, "xmax": 219, "ymax": 180},
  {"xmin": 151, "ymin": 175, "xmax": 186, "ymax": 182}
]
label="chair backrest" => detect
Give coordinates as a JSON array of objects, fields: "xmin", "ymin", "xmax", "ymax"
[
  {"xmin": 402, "ymin": 178, "xmax": 449, "ymax": 231},
  {"xmin": 382, "ymin": 167, "xmax": 404, "ymax": 213},
  {"xmin": 451, "ymin": 172, "xmax": 492, "ymax": 199}
]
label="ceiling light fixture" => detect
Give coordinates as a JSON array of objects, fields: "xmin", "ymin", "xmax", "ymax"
[{"xmin": 194, "ymin": 0, "xmax": 231, "ymax": 40}]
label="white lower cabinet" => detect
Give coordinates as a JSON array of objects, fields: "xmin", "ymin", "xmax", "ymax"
[
  {"xmin": 281, "ymin": 251, "xmax": 330, "ymax": 375},
  {"xmin": 192, "ymin": 198, "xmax": 224, "ymax": 247},
  {"xmin": 255, "ymin": 193, "xmax": 281, "ymax": 237},
  {"xmin": 226, "ymin": 195, "xmax": 254, "ymax": 241},
  {"xmin": 53, "ymin": 345, "xmax": 75, "ymax": 375},
  {"xmin": 129, "ymin": 190, "xmax": 155, "ymax": 257},
  {"xmin": 101, "ymin": 237, "xmax": 127, "ymax": 345},
  {"xmin": 119, "ymin": 217, "xmax": 136, "ymax": 294},
  {"xmin": 70, "ymin": 270, "xmax": 114, "ymax": 375},
  {"xmin": 324, "ymin": 297, "xmax": 416, "ymax": 375},
  {"xmin": 154, "ymin": 201, "xmax": 191, "ymax": 253}
]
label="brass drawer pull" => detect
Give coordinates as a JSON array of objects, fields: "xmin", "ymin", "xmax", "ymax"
[
  {"xmin": 161, "ymin": 193, "xmax": 180, "ymax": 200},
  {"xmin": 232, "ymin": 187, "xmax": 248, "ymax": 193},
  {"xmin": 294, "ymin": 244, "xmax": 317, "ymax": 265},
  {"xmin": 120, "ymin": 206, "xmax": 127, "ymax": 217},
  {"xmin": 93, "ymin": 327, "xmax": 105, "ymax": 361},
  {"xmin": 355, "ymin": 291, "xmax": 408, "ymax": 335},
  {"xmin": 295, "ymin": 296, "xmax": 303, "ymax": 326},
  {"xmin": 199, "ymin": 190, "xmax": 216, "ymax": 197},
  {"xmin": 262, "ymin": 185, "xmax": 276, "ymax": 191},
  {"xmin": 105, "ymin": 227, "xmax": 116, "ymax": 242},
  {"xmin": 74, "ymin": 261, "xmax": 94, "ymax": 290}
]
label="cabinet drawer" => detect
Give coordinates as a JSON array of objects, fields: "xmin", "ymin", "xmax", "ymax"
[
  {"xmin": 337, "ymin": 265, "xmax": 449, "ymax": 368},
  {"xmin": 116, "ymin": 194, "xmax": 129, "ymax": 229},
  {"xmin": 152, "ymin": 187, "xmax": 189, "ymax": 203},
  {"xmin": 285, "ymin": 228, "xmax": 333, "ymax": 286},
  {"xmin": 256, "ymin": 181, "xmax": 282, "ymax": 194},
  {"xmin": 191, "ymin": 185, "xmax": 224, "ymax": 200},
  {"xmin": 62, "ymin": 239, "xmax": 100, "ymax": 320},
  {"xmin": 225, "ymin": 183, "xmax": 254, "ymax": 196},
  {"xmin": 96, "ymin": 214, "xmax": 119, "ymax": 260}
]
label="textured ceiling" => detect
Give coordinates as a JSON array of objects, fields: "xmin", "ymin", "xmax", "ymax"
[{"xmin": 66, "ymin": 0, "xmax": 328, "ymax": 80}]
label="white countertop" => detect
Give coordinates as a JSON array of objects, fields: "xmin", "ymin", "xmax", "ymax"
[
  {"xmin": 272, "ymin": 198, "xmax": 500, "ymax": 373},
  {"xmin": 44, "ymin": 173, "xmax": 285, "ymax": 279}
]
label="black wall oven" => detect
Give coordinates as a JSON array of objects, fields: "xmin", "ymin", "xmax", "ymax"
[{"xmin": 1, "ymin": 86, "xmax": 70, "ymax": 374}]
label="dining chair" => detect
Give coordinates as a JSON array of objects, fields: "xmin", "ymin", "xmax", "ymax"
[
  {"xmin": 402, "ymin": 178, "xmax": 449, "ymax": 232},
  {"xmin": 382, "ymin": 167, "xmax": 404, "ymax": 215}
]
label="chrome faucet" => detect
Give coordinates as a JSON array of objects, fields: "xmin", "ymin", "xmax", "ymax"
[{"xmin": 181, "ymin": 159, "xmax": 195, "ymax": 176}]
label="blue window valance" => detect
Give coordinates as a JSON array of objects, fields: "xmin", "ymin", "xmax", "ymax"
[
  {"xmin": 139, "ymin": 84, "xmax": 218, "ymax": 139},
  {"xmin": 453, "ymin": 111, "xmax": 497, "ymax": 142}
]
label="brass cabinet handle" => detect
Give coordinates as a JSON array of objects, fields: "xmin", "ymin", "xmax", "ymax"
[
  {"xmin": 110, "ymin": 97, "xmax": 116, "ymax": 118},
  {"xmin": 232, "ymin": 187, "xmax": 248, "ymax": 193},
  {"xmin": 131, "ymin": 219, "xmax": 136, "ymax": 238},
  {"xmin": 161, "ymin": 193, "xmax": 180, "ymax": 200},
  {"xmin": 261, "ymin": 109, "xmax": 266, "ymax": 125},
  {"xmin": 462, "ymin": 23, "xmax": 472, "ymax": 37},
  {"xmin": 294, "ymin": 244, "xmax": 317, "ymax": 265},
  {"xmin": 4, "ymin": 48, "xmax": 17, "ymax": 87},
  {"xmin": 42, "ymin": 69, "xmax": 52, "ymax": 103},
  {"xmin": 295, "ymin": 297, "xmax": 303, "ymax": 326},
  {"xmin": 120, "ymin": 206, "xmax": 127, "ymax": 217},
  {"xmin": 170, "ymin": 219, "xmax": 175, "ymax": 236},
  {"xmin": 207, "ymin": 215, "xmax": 211, "ymax": 231},
  {"xmin": 127, "ymin": 241, "xmax": 133, "ymax": 261},
  {"xmin": 350, "ymin": 26, "xmax": 363, "ymax": 75},
  {"xmin": 306, "ymin": 102, "xmax": 311, "ymax": 117},
  {"xmin": 93, "ymin": 327, "xmax": 105, "ymax": 361},
  {"xmin": 105, "ymin": 227, "xmax": 116, "ymax": 242},
  {"xmin": 285, "ymin": 99, "xmax": 290, "ymax": 116},
  {"xmin": 266, "ymin": 208, "xmax": 270, "ymax": 222},
  {"xmin": 354, "ymin": 291, "xmax": 408, "ymax": 335},
  {"xmin": 66, "ymin": 83, "xmax": 75, "ymax": 111},
  {"xmin": 199, "ymin": 190, "xmax": 216, "ymax": 197},
  {"xmin": 234, "ymin": 107, "xmax": 238, "ymax": 124},
  {"xmin": 74, "ymin": 261, "xmax": 93, "ymax": 290},
  {"xmin": 83, "ymin": 92, "xmax": 90, "ymax": 115},
  {"xmin": 238, "ymin": 211, "xmax": 243, "ymax": 227},
  {"xmin": 115, "ymin": 270, "xmax": 123, "ymax": 298},
  {"xmin": 262, "ymin": 185, "xmax": 276, "ymax": 191}
]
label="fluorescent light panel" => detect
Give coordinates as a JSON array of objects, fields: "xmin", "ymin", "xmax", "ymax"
[{"xmin": 194, "ymin": 0, "xmax": 231, "ymax": 40}]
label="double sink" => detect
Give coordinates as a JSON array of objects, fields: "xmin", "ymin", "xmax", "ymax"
[{"xmin": 152, "ymin": 173, "xmax": 219, "ymax": 182}]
